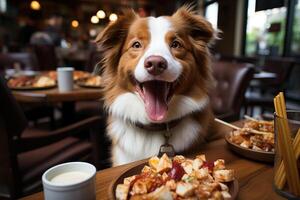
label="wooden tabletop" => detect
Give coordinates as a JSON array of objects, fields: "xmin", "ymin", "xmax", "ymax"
[
  {"xmin": 12, "ymin": 85, "xmax": 102, "ymax": 103},
  {"xmin": 21, "ymin": 138, "xmax": 284, "ymax": 200},
  {"xmin": 253, "ymin": 71, "xmax": 277, "ymax": 80}
]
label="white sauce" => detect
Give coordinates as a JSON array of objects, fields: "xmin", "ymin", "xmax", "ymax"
[{"xmin": 51, "ymin": 171, "xmax": 90, "ymax": 185}]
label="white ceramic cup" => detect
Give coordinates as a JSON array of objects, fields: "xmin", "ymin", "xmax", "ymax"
[
  {"xmin": 42, "ymin": 162, "xmax": 96, "ymax": 200},
  {"xmin": 57, "ymin": 67, "xmax": 74, "ymax": 92}
]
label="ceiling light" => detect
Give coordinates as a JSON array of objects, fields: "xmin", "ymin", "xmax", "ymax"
[
  {"xmin": 109, "ymin": 13, "xmax": 118, "ymax": 22},
  {"xmin": 96, "ymin": 10, "xmax": 106, "ymax": 19},
  {"xmin": 71, "ymin": 20, "xmax": 79, "ymax": 28},
  {"xmin": 30, "ymin": 1, "xmax": 41, "ymax": 10},
  {"xmin": 91, "ymin": 15, "xmax": 99, "ymax": 24}
]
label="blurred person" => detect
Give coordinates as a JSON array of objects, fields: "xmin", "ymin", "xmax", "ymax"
[
  {"xmin": 44, "ymin": 13, "xmax": 63, "ymax": 46},
  {"xmin": 30, "ymin": 32, "xmax": 53, "ymax": 45},
  {"xmin": 30, "ymin": 13, "xmax": 64, "ymax": 47}
]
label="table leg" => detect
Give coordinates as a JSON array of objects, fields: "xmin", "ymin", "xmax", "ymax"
[{"xmin": 62, "ymin": 101, "xmax": 75, "ymax": 125}]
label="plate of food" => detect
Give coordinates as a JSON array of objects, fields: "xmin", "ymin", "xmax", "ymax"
[
  {"xmin": 73, "ymin": 70, "xmax": 91, "ymax": 81},
  {"xmin": 42, "ymin": 70, "xmax": 91, "ymax": 81},
  {"xmin": 216, "ymin": 116, "xmax": 275, "ymax": 163},
  {"xmin": 7, "ymin": 75, "xmax": 56, "ymax": 90},
  {"xmin": 110, "ymin": 154, "xmax": 238, "ymax": 200},
  {"xmin": 76, "ymin": 75, "xmax": 102, "ymax": 88}
]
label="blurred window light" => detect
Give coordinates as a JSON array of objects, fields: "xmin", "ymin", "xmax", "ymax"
[
  {"xmin": 205, "ymin": 2, "xmax": 218, "ymax": 29},
  {"xmin": 91, "ymin": 15, "xmax": 99, "ymax": 24},
  {"xmin": 291, "ymin": 0, "xmax": 300, "ymax": 55},
  {"xmin": 71, "ymin": 20, "xmax": 79, "ymax": 28},
  {"xmin": 30, "ymin": 0, "xmax": 41, "ymax": 10},
  {"xmin": 109, "ymin": 13, "xmax": 118, "ymax": 22},
  {"xmin": 245, "ymin": 0, "xmax": 286, "ymax": 56},
  {"xmin": 97, "ymin": 10, "xmax": 106, "ymax": 19},
  {"xmin": 0, "ymin": 0, "xmax": 7, "ymax": 13}
]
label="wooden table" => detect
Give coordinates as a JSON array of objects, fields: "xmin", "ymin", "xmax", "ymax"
[
  {"xmin": 21, "ymin": 138, "xmax": 284, "ymax": 200},
  {"xmin": 253, "ymin": 71, "xmax": 277, "ymax": 80},
  {"xmin": 12, "ymin": 85, "xmax": 102, "ymax": 103},
  {"xmin": 13, "ymin": 85, "xmax": 102, "ymax": 124}
]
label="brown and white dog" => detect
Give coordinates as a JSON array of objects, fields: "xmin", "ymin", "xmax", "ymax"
[{"xmin": 96, "ymin": 6, "xmax": 218, "ymax": 166}]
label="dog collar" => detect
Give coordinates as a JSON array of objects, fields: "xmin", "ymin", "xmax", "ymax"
[{"xmin": 134, "ymin": 118, "xmax": 182, "ymax": 132}]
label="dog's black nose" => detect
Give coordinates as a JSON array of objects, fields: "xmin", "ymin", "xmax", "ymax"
[{"xmin": 144, "ymin": 56, "xmax": 167, "ymax": 76}]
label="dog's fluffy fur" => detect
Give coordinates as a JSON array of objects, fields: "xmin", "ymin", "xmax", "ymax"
[{"xmin": 96, "ymin": 6, "xmax": 218, "ymax": 166}]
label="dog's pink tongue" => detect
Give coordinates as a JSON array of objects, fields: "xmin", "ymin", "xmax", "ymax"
[{"xmin": 143, "ymin": 82, "xmax": 168, "ymax": 121}]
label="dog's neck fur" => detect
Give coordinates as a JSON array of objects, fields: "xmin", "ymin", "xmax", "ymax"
[{"xmin": 107, "ymin": 92, "xmax": 209, "ymax": 166}]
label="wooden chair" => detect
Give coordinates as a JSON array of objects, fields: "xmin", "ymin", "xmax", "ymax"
[
  {"xmin": 210, "ymin": 61, "xmax": 255, "ymax": 121},
  {"xmin": 0, "ymin": 77, "xmax": 107, "ymax": 199}
]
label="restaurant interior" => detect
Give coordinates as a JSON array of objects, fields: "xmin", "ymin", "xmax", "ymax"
[{"xmin": 1, "ymin": 0, "xmax": 300, "ymax": 199}]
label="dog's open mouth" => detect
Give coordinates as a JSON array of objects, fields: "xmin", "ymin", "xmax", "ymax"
[{"xmin": 135, "ymin": 80, "xmax": 176, "ymax": 122}]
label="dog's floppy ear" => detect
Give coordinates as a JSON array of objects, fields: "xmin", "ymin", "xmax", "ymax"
[
  {"xmin": 95, "ymin": 9, "xmax": 137, "ymax": 51},
  {"xmin": 94, "ymin": 9, "xmax": 137, "ymax": 73},
  {"xmin": 172, "ymin": 6, "xmax": 216, "ymax": 44},
  {"xmin": 172, "ymin": 6, "xmax": 216, "ymax": 91}
]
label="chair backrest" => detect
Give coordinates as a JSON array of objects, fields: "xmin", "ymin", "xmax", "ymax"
[
  {"xmin": 0, "ymin": 77, "xmax": 28, "ymax": 199},
  {"xmin": 31, "ymin": 45, "xmax": 58, "ymax": 71},
  {"xmin": 210, "ymin": 61, "xmax": 255, "ymax": 120}
]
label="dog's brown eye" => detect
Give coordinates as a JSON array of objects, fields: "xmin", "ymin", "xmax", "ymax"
[
  {"xmin": 132, "ymin": 41, "xmax": 142, "ymax": 48},
  {"xmin": 170, "ymin": 40, "xmax": 182, "ymax": 48}
]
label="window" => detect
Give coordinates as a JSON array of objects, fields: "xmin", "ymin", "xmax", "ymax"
[
  {"xmin": 205, "ymin": 1, "xmax": 219, "ymax": 29},
  {"xmin": 0, "ymin": 0, "xmax": 7, "ymax": 13},
  {"xmin": 245, "ymin": 0, "xmax": 287, "ymax": 56},
  {"xmin": 291, "ymin": 1, "xmax": 300, "ymax": 55}
]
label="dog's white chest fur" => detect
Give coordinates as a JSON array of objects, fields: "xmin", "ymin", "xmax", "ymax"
[{"xmin": 107, "ymin": 92, "xmax": 208, "ymax": 166}]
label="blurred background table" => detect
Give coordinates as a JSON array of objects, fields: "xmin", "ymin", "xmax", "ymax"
[
  {"xmin": 253, "ymin": 71, "xmax": 277, "ymax": 80},
  {"xmin": 12, "ymin": 85, "xmax": 102, "ymax": 125}
]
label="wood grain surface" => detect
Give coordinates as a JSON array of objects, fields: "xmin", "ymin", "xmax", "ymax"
[{"xmin": 21, "ymin": 138, "xmax": 284, "ymax": 200}]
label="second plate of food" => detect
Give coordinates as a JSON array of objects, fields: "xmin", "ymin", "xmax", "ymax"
[
  {"xmin": 109, "ymin": 154, "xmax": 238, "ymax": 200},
  {"xmin": 225, "ymin": 118, "xmax": 275, "ymax": 163},
  {"xmin": 76, "ymin": 75, "xmax": 102, "ymax": 88}
]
